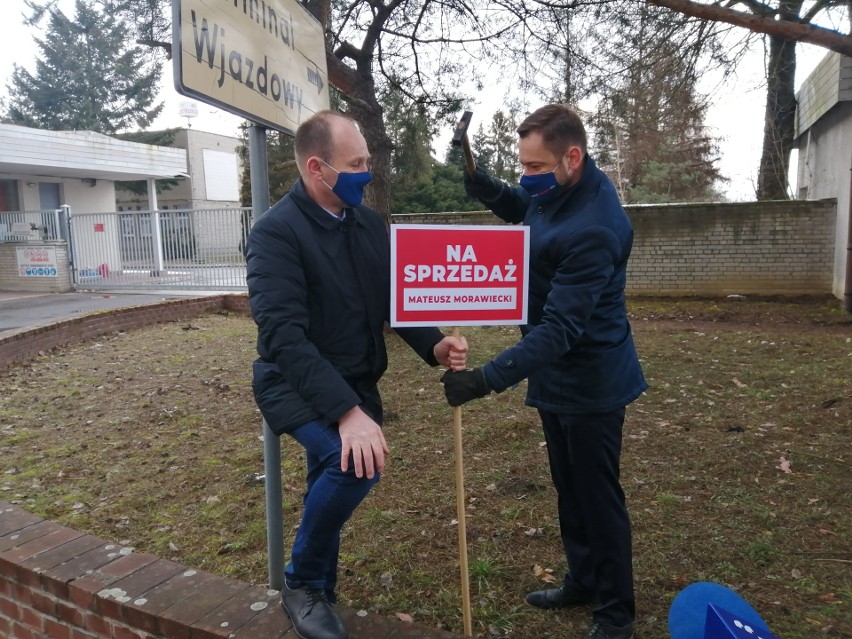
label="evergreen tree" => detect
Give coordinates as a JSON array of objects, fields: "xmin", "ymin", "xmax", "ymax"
[
  {"xmin": 381, "ymin": 87, "xmax": 440, "ymax": 213},
  {"xmin": 470, "ymin": 108, "xmax": 521, "ymax": 183},
  {"xmin": 392, "ymin": 157, "xmax": 484, "ymax": 214},
  {"xmin": 591, "ymin": 9, "xmax": 726, "ymax": 203},
  {"xmin": 237, "ymin": 125, "xmax": 299, "ymax": 209},
  {"xmin": 7, "ymin": 0, "xmax": 162, "ymax": 133},
  {"xmin": 471, "ymin": 123, "xmax": 494, "ymax": 171}
]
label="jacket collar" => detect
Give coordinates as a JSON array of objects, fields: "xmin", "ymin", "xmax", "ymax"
[{"xmin": 289, "ymin": 178, "xmax": 363, "ymax": 229}]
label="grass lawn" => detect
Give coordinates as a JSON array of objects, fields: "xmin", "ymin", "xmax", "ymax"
[{"xmin": 0, "ymin": 296, "xmax": 849, "ymax": 638}]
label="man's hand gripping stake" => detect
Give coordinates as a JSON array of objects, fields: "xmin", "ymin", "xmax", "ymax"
[{"xmin": 452, "ymin": 110, "xmax": 477, "ymax": 176}]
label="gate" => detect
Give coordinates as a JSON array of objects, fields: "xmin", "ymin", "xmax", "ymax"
[{"xmin": 69, "ymin": 207, "xmax": 253, "ymax": 291}]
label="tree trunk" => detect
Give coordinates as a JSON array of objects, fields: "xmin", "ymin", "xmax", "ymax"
[
  {"xmin": 304, "ymin": 0, "xmax": 393, "ymax": 223},
  {"xmin": 757, "ymin": 33, "xmax": 797, "ymax": 200},
  {"xmin": 347, "ymin": 85, "xmax": 393, "ymax": 224}
]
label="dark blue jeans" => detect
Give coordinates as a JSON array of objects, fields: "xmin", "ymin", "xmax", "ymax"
[
  {"xmin": 284, "ymin": 419, "xmax": 380, "ymax": 600},
  {"xmin": 539, "ymin": 408, "xmax": 634, "ymax": 627}
]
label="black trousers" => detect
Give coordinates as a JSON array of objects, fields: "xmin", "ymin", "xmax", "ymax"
[{"xmin": 539, "ymin": 408, "xmax": 635, "ymax": 627}]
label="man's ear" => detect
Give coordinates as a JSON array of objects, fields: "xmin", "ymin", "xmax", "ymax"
[
  {"xmin": 567, "ymin": 146, "xmax": 584, "ymax": 171},
  {"xmin": 304, "ymin": 156, "xmax": 324, "ymax": 182}
]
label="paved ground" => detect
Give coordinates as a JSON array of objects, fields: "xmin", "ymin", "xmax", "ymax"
[{"xmin": 0, "ymin": 290, "xmax": 220, "ymax": 338}]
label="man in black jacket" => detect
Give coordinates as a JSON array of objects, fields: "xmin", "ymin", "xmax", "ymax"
[{"xmin": 246, "ymin": 110, "xmax": 467, "ymax": 639}]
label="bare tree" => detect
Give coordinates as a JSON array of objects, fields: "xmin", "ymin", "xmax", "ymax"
[
  {"xmin": 647, "ymin": 0, "xmax": 852, "ymax": 55},
  {"xmin": 303, "ymin": 0, "xmax": 526, "ymax": 215},
  {"xmin": 645, "ymin": 0, "xmax": 850, "ymax": 199}
]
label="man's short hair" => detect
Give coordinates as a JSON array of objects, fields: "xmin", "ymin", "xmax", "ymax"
[
  {"xmin": 294, "ymin": 110, "xmax": 357, "ymax": 166},
  {"xmin": 517, "ymin": 104, "xmax": 588, "ymax": 156}
]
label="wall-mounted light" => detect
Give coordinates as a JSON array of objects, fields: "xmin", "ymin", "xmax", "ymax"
[
  {"xmin": 82, "ymin": 178, "xmax": 97, "ymax": 187},
  {"xmin": 26, "ymin": 182, "xmax": 36, "ymax": 187}
]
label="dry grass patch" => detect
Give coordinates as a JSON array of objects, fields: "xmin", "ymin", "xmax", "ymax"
[{"xmin": 1, "ymin": 297, "xmax": 849, "ymax": 638}]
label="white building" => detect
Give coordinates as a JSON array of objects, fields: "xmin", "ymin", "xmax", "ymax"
[
  {"xmin": 794, "ymin": 52, "xmax": 852, "ymax": 307},
  {"xmin": 0, "ymin": 123, "xmax": 189, "ymax": 292},
  {"xmin": 114, "ymin": 128, "xmax": 243, "ymax": 211},
  {"xmin": 0, "ymin": 123, "xmax": 187, "ymax": 219}
]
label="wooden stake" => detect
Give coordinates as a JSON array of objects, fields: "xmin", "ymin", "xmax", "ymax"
[{"xmin": 452, "ymin": 327, "xmax": 473, "ymax": 636}]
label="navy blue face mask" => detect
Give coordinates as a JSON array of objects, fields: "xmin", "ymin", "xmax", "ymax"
[
  {"xmin": 519, "ymin": 156, "xmax": 570, "ymax": 204},
  {"xmin": 322, "ymin": 160, "xmax": 372, "ymax": 207}
]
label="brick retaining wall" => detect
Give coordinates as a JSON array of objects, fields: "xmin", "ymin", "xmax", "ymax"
[
  {"xmin": 0, "ymin": 294, "xmax": 250, "ymax": 371},
  {"xmin": 627, "ymin": 200, "xmax": 836, "ymax": 296},
  {"xmin": 0, "ymin": 500, "xmax": 460, "ymax": 639}
]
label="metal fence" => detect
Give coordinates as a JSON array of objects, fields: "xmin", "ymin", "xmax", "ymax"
[
  {"xmin": 0, "ymin": 209, "xmax": 66, "ymax": 242},
  {"xmin": 66, "ymin": 207, "xmax": 253, "ymax": 291},
  {"xmin": 0, "ymin": 206, "xmax": 252, "ymax": 291}
]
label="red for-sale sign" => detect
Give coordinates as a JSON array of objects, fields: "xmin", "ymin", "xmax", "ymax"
[{"xmin": 390, "ymin": 224, "xmax": 530, "ymax": 327}]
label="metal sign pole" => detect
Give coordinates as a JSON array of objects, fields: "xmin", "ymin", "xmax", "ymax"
[{"xmin": 248, "ymin": 123, "xmax": 283, "ymax": 591}]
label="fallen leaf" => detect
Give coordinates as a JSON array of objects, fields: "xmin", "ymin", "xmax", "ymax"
[
  {"xmin": 777, "ymin": 456, "xmax": 793, "ymax": 474},
  {"xmin": 395, "ymin": 612, "xmax": 413, "ymax": 623},
  {"xmin": 790, "ymin": 568, "xmax": 802, "ymax": 579},
  {"xmin": 380, "ymin": 572, "xmax": 393, "ymax": 588},
  {"xmin": 532, "ymin": 564, "xmax": 557, "ymax": 583},
  {"xmin": 732, "ymin": 378, "xmax": 747, "ymax": 388}
]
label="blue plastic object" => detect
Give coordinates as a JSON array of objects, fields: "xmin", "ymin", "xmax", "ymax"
[
  {"xmin": 705, "ymin": 604, "xmax": 781, "ymax": 638},
  {"xmin": 669, "ymin": 582, "xmax": 770, "ymax": 639}
]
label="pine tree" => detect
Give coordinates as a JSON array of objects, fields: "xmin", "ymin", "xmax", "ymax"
[
  {"xmin": 6, "ymin": 0, "xmax": 162, "ymax": 133},
  {"xmin": 383, "ymin": 88, "xmax": 438, "ymax": 213},
  {"xmin": 237, "ymin": 125, "xmax": 299, "ymax": 209},
  {"xmin": 591, "ymin": 9, "xmax": 726, "ymax": 203},
  {"xmin": 471, "ymin": 108, "xmax": 521, "ymax": 184}
]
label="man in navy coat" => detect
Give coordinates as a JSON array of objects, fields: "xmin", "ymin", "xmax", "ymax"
[{"xmin": 442, "ymin": 104, "xmax": 646, "ymax": 639}]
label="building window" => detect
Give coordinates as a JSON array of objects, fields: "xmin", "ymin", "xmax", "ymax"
[{"xmin": 0, "ymin": 179, "xmax": 21, "ymax": 212}]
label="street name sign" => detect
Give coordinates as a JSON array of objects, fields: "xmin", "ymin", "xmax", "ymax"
[
  {"xmin": 390, "ymin": 225, "xmax": 530, "ymax": 327},
  {"xmin": 172, "ymin": 0, "xmax": 330, "ymax": 134}
]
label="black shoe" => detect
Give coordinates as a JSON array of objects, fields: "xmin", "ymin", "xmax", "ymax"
[
  {"xmin": 281, "ymin": 584, "xmax": 348, "ymax": 639},
  {"xmin": 584, "ymin": 621, "xmax": 634, "ymax": 639},
  {"xmin": 525, "ymin": 581, "xmax": 596, "ymax": 609}
]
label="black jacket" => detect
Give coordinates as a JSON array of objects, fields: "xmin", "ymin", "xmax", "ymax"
[{"xmin": 246, "ymin": 179, "xmax": 444, "ymax": 435}]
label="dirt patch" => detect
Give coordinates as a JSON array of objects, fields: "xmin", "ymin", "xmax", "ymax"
[{"xmin": 1, "ymin": 297, "xmax": 849, "ymax": 638}]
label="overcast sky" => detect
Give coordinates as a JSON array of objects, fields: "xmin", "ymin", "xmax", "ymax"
[{"xmin": 0, "ymin": 0, "xmax": 832, "ymax": 201}]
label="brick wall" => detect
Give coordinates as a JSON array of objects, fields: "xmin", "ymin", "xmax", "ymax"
[
  {"xmin": 627, "ymin": 200, "xmax": 837, "ymax": 296},
  {"xmin": 391, "ymin": 199, "xmax": 838, "ymax": 297},
  {"xmin": 0, "ymin": 242, "xmax": 72, "ymax": 294},
  {"xmin": 1, "ymin": 500, "xmax": 458, "ymax": 639},
  {"xmin": 0, "ymin": 294, "xmax": 250, "ymax": 371}
]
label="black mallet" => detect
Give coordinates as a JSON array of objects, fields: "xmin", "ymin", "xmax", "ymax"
[{"xmin": 452, "ymin": 110, "xmax": 477, "ymax": 175}]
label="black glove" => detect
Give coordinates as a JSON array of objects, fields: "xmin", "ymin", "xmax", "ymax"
[
  {"xmin": 463, "ymin": 166, "xmax": 502, "ymax": 202},
  {"xmin": 440, "ymin": 368, "xmax": 491, "ymax": 407}
]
